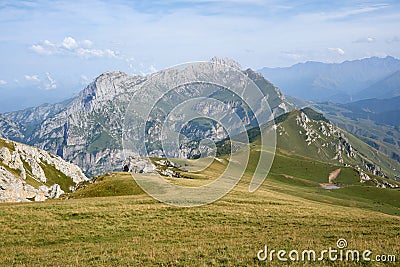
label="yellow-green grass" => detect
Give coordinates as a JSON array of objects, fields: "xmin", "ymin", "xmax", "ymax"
[
  {"xmin": 67, "ymin": 172, "xmax": 144, "ymax": 199},
  {"xmin": 1, "ymin": 147, "xmax": 400, "ymax": 266},
  {"xmin": 0, "ymin": 180, "xmax": 399, "ymax": 266}
]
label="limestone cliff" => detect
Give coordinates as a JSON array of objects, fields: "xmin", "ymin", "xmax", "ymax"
[{"xmin": 0, "ymin": 138, "xmax": 87, "ymax": 202}]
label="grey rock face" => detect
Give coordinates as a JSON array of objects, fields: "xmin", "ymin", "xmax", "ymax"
[
  {"xmin": 0, "ymin": 166, "xmax": 66, "ymax": 202},
  {"xmin": 0, "ymin": 115, "xmax": 25, "ymax": 142},
  {"xmin": 359, "ymin": 169, "xmax": 398, "ymax": 188},
  {"xmin": 0, "ymin": 138, "xmax": 86, "ymax": 202}
]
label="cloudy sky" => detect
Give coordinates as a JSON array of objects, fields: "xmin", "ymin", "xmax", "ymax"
[{"xmin": 0, "ymin": 0, "xmax": 399, "ymax": 112}]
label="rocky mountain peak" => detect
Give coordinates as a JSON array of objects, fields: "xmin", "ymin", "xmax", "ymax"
[
  {"xmin": 69, "ymin": 71, "xmax": 145, "ymax": 113},
  {"xmin": 210, "ymin": 56, "xmax": 242, "ymax": 70},
  {"xmin": 94, "ymin": 71, "xmax": 129, "ymax": 83},
  {"xmin": 78, "ymin": 71, "xmax": 129, "ymax": 109}
]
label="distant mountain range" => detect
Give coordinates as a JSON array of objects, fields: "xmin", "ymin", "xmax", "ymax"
[
  {"xmin": 354, "ymin": 70, "xmax": 400, "ymax": 100},
  {"xmin": 340, "ymin": 96, "xmax": 400, "ymax": 126},
  {"xmin": 260, "ymin": 56, "xmax": 400, "ymax": 103}
]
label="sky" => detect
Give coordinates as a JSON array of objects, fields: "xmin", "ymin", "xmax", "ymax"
[{"xmin": 0, "ymin": 0, "xmax": 399, "ymax": 112}]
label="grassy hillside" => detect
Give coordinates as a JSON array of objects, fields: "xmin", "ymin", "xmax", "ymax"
[
  {"xmin": 66, "ymin": 172, "xmax": 144, "ymax": 199},
  {"xmin": 273, "ymin": 109, "xmax": 400, "ymax": 180},
  {"xmin": 315, "ymin": 102, "xmax": 400, "ymax": 169}
]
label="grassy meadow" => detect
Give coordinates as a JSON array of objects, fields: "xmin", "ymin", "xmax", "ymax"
[{"xmin": 1, "ymin": 148, "xmax": 399, "ymax": 266}]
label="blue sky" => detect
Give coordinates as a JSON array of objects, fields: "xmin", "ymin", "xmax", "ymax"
[{"xmin": 0, "ymin": 0, "xmax": 399, "ymax": 112}]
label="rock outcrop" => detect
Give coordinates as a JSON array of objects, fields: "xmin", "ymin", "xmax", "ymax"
[
  {"xmin": 122, "ymin": 156, "xmax": 185, "ymax": 178},
  {"xmin": 122, "ymin": 156, "xmax": 156, "ymax": 174},
  {"xmin": 0, "ymin": 138, "xmax": 87, "ymax": 202}
]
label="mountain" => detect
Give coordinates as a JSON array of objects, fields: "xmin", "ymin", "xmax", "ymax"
[
  {"xmin": 0, "ymin": 99, "xmax": 72, "ymax": 143},
  {"xmin": 339, "ymin": 96, "xmax": 400, "ymax": 126},
  {"xmin": 0, "ymin": 58, "xmax": 295, "ymax": 177},
  {"xmin": 0, "ymin": 137, "xmax": 87, "ymax": 202},
  {"xmin": 315, "ymin": 98, "xmax": 400, "ymax": 166},
  {"xmin": 273, "ymin": 108, "xmax": 400, "ymax": 181},
  {"xmin": 3, "ymin": 99, "xmax": 73, "ymax": 129},
  {"xmin": 354, "ymin": 70, "xmax": 400, "ymax": 100},
  {"xmin": 0, "ymin": 115, "xmax": 25, "ymax": 142},
  {"xmin": 259, "ymin": 56, "xmax": 400, "ymax": 103}
]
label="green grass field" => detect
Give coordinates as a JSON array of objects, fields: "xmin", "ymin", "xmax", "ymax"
[{"xmin": 1, "ymin": 147, "xmax": 399, "ymax": 266}]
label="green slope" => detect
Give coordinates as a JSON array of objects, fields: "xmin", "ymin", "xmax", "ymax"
[
  {"xmin": 273, "ymin": 108, "xmax": 400, "ymax": 180},
  {"xmin": 66, "ymin": 172, "xmax": 144, "ymax": 199}
]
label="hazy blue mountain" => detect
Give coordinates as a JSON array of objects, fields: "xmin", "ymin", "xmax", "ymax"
[
  {"xmin": 354, "ymin": 70, "xmax": 400, "ymax": 100},
  {"xmin": 315, "ymin": 96, "xmax": 400, "ymax": 166},
  {"xmin": 259, "ymin": 56, "xmax": 400, "ymax": 103},
  {"xmin": 339, "ymin": 96, "xmax": 400, "ymax": 126}
]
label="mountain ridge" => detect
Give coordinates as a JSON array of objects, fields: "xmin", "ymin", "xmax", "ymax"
[
  {"xmin": 259, "ymin": 56, "xmax": 400, "ymax": 103},
  {"xmin": 354, "ymin": 70, "xmax": 400, "ymax": 100}
]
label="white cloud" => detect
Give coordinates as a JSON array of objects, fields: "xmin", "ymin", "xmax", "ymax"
[
  {"xmin": 24, "ymin": 75, "xmax": 40, "ymax": 82},
  {"xmin": 30, "ymin": 44, "xmax": 55, "ymax": 55},
  {"xmin": 30, "ymin": 37, "xmax": 119, "ymax": 59},
  {"xmin": 0, "ymin": 79, "xmax": 7, "ymax": 85},
  {"xmin": 328, "ymin": 47, "xmax": 345, "ymax": 55},
  {"xmin": 45, "ymin": 72, "xmax": 56, "ymax": 90},
  {"xmin": 321, "ymin": 4, "xmax": 389, "ymax": 20},
  {"xmin": 76, "ymin": 48, "xmax": 119, "ymax": 58},
  {"xmin": 81, "ymin": 39, "xmax": 93, "ymax": 48},
  {"xmin": 62, "ymin": 37, "xmax": 79, "ymax": 50},
  {"xmin": 148, "ymin": 65, "xmax": 157, "ymax": 73},
  {"xmin": 30, "ymin": 40, "xmax": 59, "ymax": 55},
  {"xmin": 43, "ymin": 40, "xmax": 55, "ymax": 46},
  {"xmin": 80, "ymin": 74, "xmax": 90, "ymax": 85}
]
